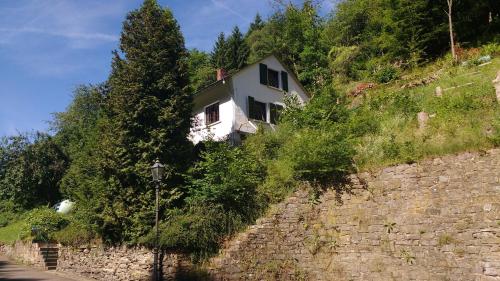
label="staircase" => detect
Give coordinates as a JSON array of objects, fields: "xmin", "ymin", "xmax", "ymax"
[{"xmin": 39, "ymin": 245, "xmax": 58, "ymax": 270}]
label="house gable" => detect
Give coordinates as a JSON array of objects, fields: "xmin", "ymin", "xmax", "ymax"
[
  {"xmin": 231, "ymin": 55, "xmax": 309, "ymax": 133},
  {"xmin": 190, "ymin": 54, "xmax": 309, "ymax": 143}
]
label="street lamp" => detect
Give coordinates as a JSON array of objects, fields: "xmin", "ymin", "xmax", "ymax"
[{"xmin": 151, "ymin": 158, "xmax": 165, "ymax": 281}]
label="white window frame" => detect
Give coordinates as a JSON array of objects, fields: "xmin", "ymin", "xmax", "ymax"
[{"xmin": 204, "ymin": 100, "xmax": 221, "ymax": 126}]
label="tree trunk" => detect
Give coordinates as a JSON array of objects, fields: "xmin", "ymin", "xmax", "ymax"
[{"xmin": 447, "ymin": 0, "xmax": 457, "ymax": 62}]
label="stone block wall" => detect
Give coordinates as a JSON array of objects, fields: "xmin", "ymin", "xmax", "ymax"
[
  {"xmin": 57, "ymin": 246, "xmax": 192, "ymax": 281},
  {"xmin": 0, "ymin": 242, "xmax": 192, "ymax": 281},
  {"xmin": 0, "ymin": 241, "xmax": 46, "ymax": 268},
  {"xmin": 208, "ymin": 149, "xmax": 500, "ymax": 281}
]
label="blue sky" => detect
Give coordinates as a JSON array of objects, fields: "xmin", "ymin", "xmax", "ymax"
[{"xmin": 0, "ymin": 0, "xmax": 336, "ymax": 136}]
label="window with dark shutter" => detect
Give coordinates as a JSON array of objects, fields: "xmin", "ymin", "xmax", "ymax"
[
  {"xmin": 248, "ymin": 96, "xmax": 267, "ymax": 122},
  {"xmin": 205, "ymin": 102, "xmax": 219, "ymax": 125},
  {"xmin": 267, "ymin": 69, "xmax": 279, "ymax": 88},
  {"xmin": 281, "ymin": 71, "xmax": 288, "ymax": 92},
  {"xmin": 270, "ymin": 103, "xmax": 284, "ymax": 124},
  {"xmin": 259, "ymin": 63, "xmax": 268, "ymax": 85}
]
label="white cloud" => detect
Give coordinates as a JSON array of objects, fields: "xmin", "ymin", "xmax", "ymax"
[
  {"xmin": 0, "ymin": 0, "xmax": 124, "ymax": 48},
  {"xmin": 210, "ymin": 0, "xmax": 253, "ymax": 23},
  {"xmin": 0, "ymin": 27, "xmax": 118, "ymax": 42},
  {"xmin": 0, "ymin": 0, "xmax": 127, "ymax": 77}
]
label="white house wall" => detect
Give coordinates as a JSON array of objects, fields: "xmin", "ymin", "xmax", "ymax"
[
  {"xmin": 189, "ymin": 83, "xmax": 234, "ymax": 144},
  {"xmin": 232, "ymin": 56, "xmax": 309, "ymax": 134}
]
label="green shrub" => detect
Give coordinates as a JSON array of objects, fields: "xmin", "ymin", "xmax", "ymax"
[
  {"xmin": 144, "ymin": 205, "xmax": 244, "ymax": 262},
  {"xmin": 187, "ymin": 141, "xmax": 264, "ymax": 221},
  {"xmin": 53, "ymin": 219, "xmax": 95, "ymax": 246},
  {"xmin": 21, "ymin": 207, "xmax": 68, "ymax": 242},
  {"xmin": 481, "ymin": 43, "xmax": 500, "ymax": 57},
  {"xmin": 280, "ymin": 126, "xmax": 354, "ymax": 183},
  {"xmin": 374, "ymin": 65, "xmax": 399, "ymax": 83}
]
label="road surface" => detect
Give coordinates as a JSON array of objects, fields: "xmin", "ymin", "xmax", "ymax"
[{"xmin": 0, "ymin": 255, "xmax": 86, "ymax": 281}]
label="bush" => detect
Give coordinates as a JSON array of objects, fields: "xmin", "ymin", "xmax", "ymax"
[
  {"xmin": 374, "ymin": 65, "xmax": 399, "ymax": 83},
  {"xmin": 53, "ymin": 219, "xmax": 96, "ymax": 246},
  {"xmin": 143, "ymin": 205, "xmax": 245, "ymax": 262},
  {"xmin": 187, "ymin": 141, "xmax": 264, "ymax": 220},
  {"xmin": 21, "ymin": 207, "xmax": 68, "ymax": 242},
  {"xmin": 481, "ymin": 43, "xmax": 500, "ymax": 57},
  {"xmin": 249, "ymin": 88, "xmax": 355, "ymax": 200},
  {"xmin": 328, "ymin": 46, "xmax": 361, "ymax": 79}
]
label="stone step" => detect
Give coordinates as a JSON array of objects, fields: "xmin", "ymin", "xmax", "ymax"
[
  {"xmin": 39, "ymin": 247, "xmax": 59, "ymax": 270},
  {"xmin": 39, "ymin": 248, "xmax": 59, "ymax": 252},
  {"xmin": 42, "ymin": 254, "xmax": 59, "ymax": 259},
  {"xmin": 40, "ymin": 251, "xmax": 58, "ymax": 255}
]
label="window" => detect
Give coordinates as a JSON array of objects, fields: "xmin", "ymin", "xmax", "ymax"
[
  {"xmin": 205, "ymin": 102, "xmax": 219, "ymax": 125},
  {"xmin": 270, "ymin": 103, "xmax": 284, "ymax": 124},
  {"xmin": 248, "ymin": 96, "xmax": 267, "ymax": 122},
  {"xmin": 267, "ymin": 69, "xmax": 279, "ymax": 88},
  {"xmin": 260, "ymin": 63, "xmax": 289, "ymax": 91}
]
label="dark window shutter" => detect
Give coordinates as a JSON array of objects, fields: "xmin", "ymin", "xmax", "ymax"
[
  {"xmin": 248, "ymin": 96, "xmax": 255, "ymax": 119},
  {"xmin": 259, "ymin": 63, "xmax": 268, "ymax": 85},
  {"xmin": 281, "ymin": 71, "xmax": 288, "ymax": 92}
]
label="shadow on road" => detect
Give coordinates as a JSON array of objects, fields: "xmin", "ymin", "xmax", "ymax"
[{"xmin": 0, "ymin": 260, "xmax": 47, "ymax": 281}]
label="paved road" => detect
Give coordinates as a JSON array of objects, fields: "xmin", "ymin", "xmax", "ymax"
[{"xmin": 0, "ymin": 255, "xmax": 84, "ymax": 281}]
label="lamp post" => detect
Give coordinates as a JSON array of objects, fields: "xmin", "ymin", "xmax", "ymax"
[{"xmin": 151, "ymin": 158, "xmax": 165, "ymax": 281}]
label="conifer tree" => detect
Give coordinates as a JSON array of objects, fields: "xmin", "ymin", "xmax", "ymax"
[
  {"xmin": 247, "ymin": 13, "xmax": 265, "ymax": 36},
  {"xmin": 225, "ymin": 26, "xmax": 250, "ymax": 71},
  {"xmin": 211, "ymin": 32, "xmax": 227, "ymax": 69},
  {"xmin": 101, "ymin": 0, "xmax": 192, "ymax": 242}
]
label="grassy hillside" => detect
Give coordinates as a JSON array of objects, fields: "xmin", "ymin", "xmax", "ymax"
[
  {"xmin": 0, "ymin": 220, "xmax": 24, "ymax": 244},
  {"xmin": 350, "ymin": 56, "xmax": 500, "ymax": 171}
]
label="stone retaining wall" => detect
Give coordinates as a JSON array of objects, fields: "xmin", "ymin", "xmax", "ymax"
[
  {"xmin": 0, "ymin": 241, "xmax": 46, "ymax": 268},
  {"xmin": 0, "ymin": 242, "xmax": 192, "ymax": 281},
  {"xmin": 2, "ymin": 149, "xmax": 499, "ymax": 280},
  {"xmin": 57, "ymin": 246, "xmax": 192, "ymax": 281},
  {"xmin": 208, "ymin": 149, "xmax": 500, "ymax": 281}
]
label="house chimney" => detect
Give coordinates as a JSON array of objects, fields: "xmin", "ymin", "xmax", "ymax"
[{"xmin": 216, "ymin": 68, "xmax": 227, "ymax": 81}]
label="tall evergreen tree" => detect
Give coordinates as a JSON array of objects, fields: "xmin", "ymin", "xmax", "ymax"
[
  {"xmin": 225, "ymin": 26, "xmax": 250, "ymax": 71},
  {"xmin": 211, "ymin": 32, "xmax": 227, "ymax": 69},
  {"xmin": 247, "ymin": 13, "xmax": 265, "ymax": 36},
  {"xmin": 101, "ymin": 0, "xmax": 192, "ymax": 242}
]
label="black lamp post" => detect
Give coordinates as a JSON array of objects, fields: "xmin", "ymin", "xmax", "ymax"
[{"xmin": 151, "ymin": 158, "xmax": 165, "ymax": 281}]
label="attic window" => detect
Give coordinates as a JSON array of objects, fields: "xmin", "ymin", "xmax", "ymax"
[
  {"xmin": 267, "ymin": 69, "xmax": 279, "ymax": 88},
  {"xmin": 205, "ymin": 102, "xmax": 219, "ymax": 125}
]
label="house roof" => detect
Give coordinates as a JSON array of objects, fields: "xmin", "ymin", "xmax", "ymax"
[{"xmin": 193, "ymin": 54, "xmax": 311, "ymax": 98}]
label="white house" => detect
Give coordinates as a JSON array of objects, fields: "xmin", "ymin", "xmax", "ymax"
[{"xmin": 189, "ymin": 54, "xmax": 310, "ymax": 144}]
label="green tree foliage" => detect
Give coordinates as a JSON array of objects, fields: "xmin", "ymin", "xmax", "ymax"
[
  {"xmin": 188, "ymin": 141, "xmax": 263, "ymax": 219},
  {"xmin": 100, "ymin": 0, "xmax": 193, "ymax": 243},
  {"xmin": 224, "ymin": 26, "xmax": 250, "ymax": 71},
  {"xmin": 188, "ymin": 49, "xmax": 215, "ymax": 92},
  {"xmin": 246, "ymin": 89, "xmax": 354, "ymax": 204},
  {"xmin": 322, "ymin": 0, "xmax": 497, "ymax": 79},
  {"xmin": 247, "ymin": 13, "xmax": 265, "ymax": 36},
  {"xmin": 150, "ymin": 141, "xmax": 264, "ymax": 259},
  {"xmin": 52, "ymin": 84, "xmax": 108, "ymax": 235},
  {"xmin": 247, "ymin": 1, "xmax": 329, "ymax": 90},
  {"xmin": 211, "ymin": 32, "xmax": 228, "ymax": 69},
  {"xmin": 211, "ymin": 27, "xmax": 250, "ymax": 73},
  {"xmin": 0, "ymin": 133, "xmax": 67, "ymax": 209}
]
